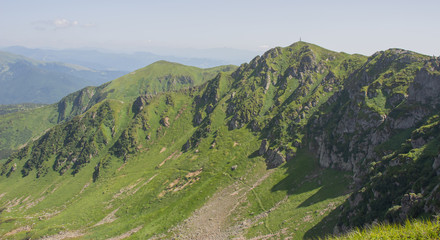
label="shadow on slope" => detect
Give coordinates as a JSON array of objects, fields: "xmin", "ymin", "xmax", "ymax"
[{"xmin": 269, "ymin": 149, "xmax": 352, "ymax": 238}]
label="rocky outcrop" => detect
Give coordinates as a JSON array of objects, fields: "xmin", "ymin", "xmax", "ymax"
[
  {"xmin": 408, "ymin": 67, "xmax": 440, "ymax": 105},
  {"xmin": 228, "ymin": 116, "xmax": 243, "ymax": 130},
  {"xmin": 265, "ymin": 149, "xmax": 285, "ymax": 169},
  {"xmin": 160, "ymin": 117, "xmax": 170, "ymax": 127},
  {"xmin": 57, "ymin": 87, "xmax": 98, "ymax": 122},
  {"xmin": 132, "ymin": 95, "xmax": 150, "ymax": 114},
  {"xmin": 193, "ymin": 111, "xmax": 203, "ymax": 126},
  {"xmin": 399, "ymin": 193, "xmax": 423, "ymax": 221},
  {"xmin": 182, "ymin": 140, "xmax": 191, "ymax": 152},
  {"xmin": 258, "ymin": 139, "xmax": 268, "ymax": 156},
  {"xmin": 310, "ymin": 99, "xmax": 389, "ymax": 175},
  {"xmin": 257, "ymin": 139, "xmax": 285, "ymax": 169},
  {"xmin": 433, "ymin": 155, "xmax": 440, "ymax": 174}
]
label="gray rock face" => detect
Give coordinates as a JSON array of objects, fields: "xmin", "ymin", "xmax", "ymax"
[
  {"xmin": 160, "ymin": 117, "xmax": 170, "ymax": 127},
  {"xmin": 311, "ymin": 101, "xmax": 389, "ymax": 174},
  {"xmin": 259, "ymin": 139, "xmax": 268, "ymax": 156},
  {"xmin": 263, "ymin": 73, "xmax": 271, "ymax": 93},
  {"xmin": 399, "ymin": 193, "xmax": 423, "ymax": 220},
  {"xmin": 408, "ymin": 68, "xmax": 440, "ymax": 105},
  {"xmin": 387, "ymin": 93, "xmax": 406, "ymax": 108},
  {"xmin": 265, "ymin": 149, "xmax": 285, "ymax": 169},
  {"xmin": 411, "ymin": 137, "xmax": 426, "ymax": 149},
  {"xmin": 228, "ymin": 116, "xmax": 243, "ymax": 130},
  {"xmin": 390, "ymin": 107, "xmax": 429, "ymax": 129},
  {"xmin": 432, "ymin": 155, "xmax": 440, "ymax": 171},
  {"xmin": 132, "ymin": 95, "xmax": 149, "ymax": 114},
  {"xmin": 193, "ymin": 112, "xmax": 203, "ymax": 126},
  {"xmin": 308, "ymin": 58, "xmax": 440, "ymax": 177},
  {"xmin": 349, "ymin": 193, "xmax": 364, "ymax": 208}
]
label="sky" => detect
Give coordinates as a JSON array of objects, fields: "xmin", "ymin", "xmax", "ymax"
[{"xmin": 1, "ymin": 0, "xmax": 439, "ymax": 57}]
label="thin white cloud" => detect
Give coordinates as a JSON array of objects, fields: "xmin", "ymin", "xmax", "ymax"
[
  {"xmin": 33, "ymin": 18, "xmax": 94, "ymax": 31},
  {"xmin": 54, "ymin": 18, "xmax": 71, "ymax": 28}
]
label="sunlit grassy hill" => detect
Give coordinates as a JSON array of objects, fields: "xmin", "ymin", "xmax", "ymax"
[{"xmin": 0, "ymin": 61, "xmax": 236, "ymax": 161}]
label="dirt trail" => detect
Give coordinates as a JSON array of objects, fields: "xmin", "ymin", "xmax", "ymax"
[
  {"xmin": 171, "ymin": 170, "xmax": 273, "ymax": 239},
  {"xmin": 94, "ymin": 208, "xmax": 119, "ymax": 227},
  {"xmin": 107, "ymin": 225, "xmax": 143, "ymax": 240},
  {"xmin": 40, "ymin": 230, "xmax": 84, "ymax": 240},
  {"xmin": 3, "ymin": 226, "xmax": 31, "ymax": 237}
]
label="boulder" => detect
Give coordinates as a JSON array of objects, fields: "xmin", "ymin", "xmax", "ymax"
[
  {"xmin": 265, "ymin": 149, "xmax": 285, "ymax": 169},
  {"xmin": 160, "ymin": 117, "xmax": 170, "ymax": 127}
]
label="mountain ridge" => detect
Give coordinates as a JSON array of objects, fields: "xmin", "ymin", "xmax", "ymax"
[
  {"xmin": 2, "ymin": 46, "xmax": 256, "ymax": 70},
  {"xmin": 0, "ymin": 60, "xmax": 236, "ymax": 161},
  {"xmin": 0, "ymin": 51, "xmax": 127, "ymax": 104},
  {"xmin": 1, "ymin": 42, "xmax": 440, "ymax": 239}
]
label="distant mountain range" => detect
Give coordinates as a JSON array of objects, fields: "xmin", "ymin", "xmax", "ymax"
[
  {"xmin": 0, "ymin": 51, "xmax": 127, "ymax": 104},
  {"xmin": 2, "ymin": 46, "xmax": 258, "ymax": 71}
]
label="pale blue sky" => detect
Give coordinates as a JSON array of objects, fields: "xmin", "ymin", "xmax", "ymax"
[{"xmin": 1, "ymin": 0, "xmax": 439, "ymax": 56}]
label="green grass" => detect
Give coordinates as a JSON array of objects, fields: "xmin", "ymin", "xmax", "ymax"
[
  {"xmin": 329, "ymin": 219, "xmax": 440, "ymax": 240},
  {"xmin": 1, "ymin": 42, "xmax": 439, "ymax": 240},
  {"xmin": 0, "ymin": 104, "xmax": 58, "ymax": 160},
  {"xmin": 103, "ymin": 61, "xmax": 236, "ymax": 102},
  {"xmin": 0, "ymin": 103, "xmax": 47, "ymax": 115},
  {"xmin": 0, "ymin": 85, "xmax": 263, "ymax": 239},
  {"xmin": 0, "ymin": 61, "xmax": 236, "ymax": 162},
  {"xmin": 230, "ymin": 149, "xmax": 351, "ymax": 239}
]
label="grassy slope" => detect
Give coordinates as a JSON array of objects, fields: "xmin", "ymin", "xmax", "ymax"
[
  {"xmin": 0, "ymin": 61, "xmax": 236, "ymax": 161},
  {"xmin": 330, "ymin": 219, "xmax": 440, "ymax": 240},
  {"xmin": 1, "ymin": 42, "xmax": 438, "ymax": 240},
  {"xmin": 0, "ymin": 105, "xmax": 58, "ymax": 160},
  {"xmin": 0, "ymin": 84, "xmax": 351, "ymax": 239},
  {"xmin": 0, "ymin": 43, "xmax": 356, "ymax": 239},
  {"xmin": 0, "ymin": 103, "xmax": 47, "ymax": 116}
]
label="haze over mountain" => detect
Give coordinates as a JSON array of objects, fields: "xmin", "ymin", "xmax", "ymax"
[
  {"xmin": 0, "ymin": 51, "xmax": 127, "ymax": 104},
  {"xmin": 2, "ymin": 46, "xmax": 257, "ymax": 71},
  {"xmin": 1, "ymin": 42, "xmax": 439, "ymax": 239}
]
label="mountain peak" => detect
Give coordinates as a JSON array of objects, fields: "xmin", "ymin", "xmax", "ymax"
[{"xmin": 1, "ymin": 42, "xmax": 439, "ymax": 239}]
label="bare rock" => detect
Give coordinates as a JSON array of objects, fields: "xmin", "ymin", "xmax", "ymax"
[
  {"xmin": 132, "ymin": 96, "xmax": 149, "ymax": 114},
  {"xmin": 265, "ymin": 149, "xmax": 285, "ymax": 169},
  {"xmin": 432, "ymin": 155, "xmax": 440, "ymax": 171},
  {"xmin": 193, "ymin": 112, "xmax": 203, "ymax": 126},
  {"xmin": 259, "ymin": 139, "xmax": 268, "ymax": 156},
  {"xmin": 160, "ymin": 117, "xmax": 170, "ymax": 127},
  {"xmin": 399, "ymin": 193, "xmax": 423, "ymax": 220},
  {"xmin": 411, "ymin": 137, "xmax": 426, "ymax": 149}
]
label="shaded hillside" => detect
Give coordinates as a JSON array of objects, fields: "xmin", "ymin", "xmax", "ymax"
[
  {"xmin": 0, "ymin": 51, "xmax": 126, "ymax": 104},
  {"xmin": 1, "ymin": 42, "xmax": 440, "ymax": 239}
]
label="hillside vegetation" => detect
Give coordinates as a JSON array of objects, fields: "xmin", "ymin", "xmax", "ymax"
[
  {"xmin": 0, "ymin": 61, "xmax": 235, "ymax": 161},
  {"xmin": 1, "ymin": 42, "xmax": 440, "ymax": 239},
  {"xmin": 330, "ymin": 219, "xmax": 440, "ymax": 240}
]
